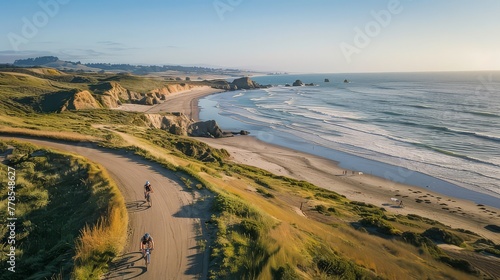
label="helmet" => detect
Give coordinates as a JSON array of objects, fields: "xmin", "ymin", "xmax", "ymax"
[
  {"xmin": 146, "ymin": 181, "xmax": 150, "ymax": 185},
  {"xmin": 144, "ymin": 233, "xmax": 150, "ymax": 239}
]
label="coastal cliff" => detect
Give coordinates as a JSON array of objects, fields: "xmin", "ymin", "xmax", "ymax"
[
  {"xmin": 91, "ymin": 81, "xmax": 200, "ymax": 108},
  {"xmin": 60, "ymin": 90, "xmax": 101, "ymax": 111},
  {"xmin": 145, "ymin": 113, "xmax": 230, "ymax": 138}
]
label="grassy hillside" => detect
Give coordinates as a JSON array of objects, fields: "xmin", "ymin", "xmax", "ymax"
[
  {"xmin": 0, "ymin": 67, "xmax": 207, "ymax": 114},
  {"xmin": 0, "ymin": 67, "xmax": 498, "ymax": 279},
  {"xmin": 0, "ymin": 140, "xmax": 127, "ymax": 280},
  {"xmin": 128, "ymin": 128, "xmax": 495, "ymax": 279}
]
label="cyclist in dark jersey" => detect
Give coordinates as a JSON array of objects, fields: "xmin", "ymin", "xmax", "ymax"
[
  {"xmin": 140, "ymin": 233, "xmax": 154, "ymax": 256},
  {"xmin": 144, "ymin": 181, "xmax": 154, "ymax": 199}
]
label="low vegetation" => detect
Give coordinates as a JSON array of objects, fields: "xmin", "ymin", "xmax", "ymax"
[
  {"xmin": 1, "ymin": 68, "xmax": 498, "ymax": 279},
  {"xmin": 0, "ymin": 140, "xmax": 127, "ymax": 280}
]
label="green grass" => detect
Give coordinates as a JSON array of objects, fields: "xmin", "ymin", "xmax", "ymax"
[
  {"xmin": 109, "ymin": 129, "xmax": 494, "ymax": 279},
  {"xmin": 0, "ymin": 68, "xmax": 496, "ymax": 279},
  {"xmin": 99, "ymin": 73, "xmax": 205, "ymax": 93},
  {"xmin": 208, "ymin": 192, "xmax": 276, "ymax": 280},
  {"xmin": 0, "ymin": 140, "xmax": 127, "ymax": 280}
]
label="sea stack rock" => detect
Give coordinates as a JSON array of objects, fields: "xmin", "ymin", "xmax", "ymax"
[
  {"xmin": 344, "ymin": 79, "xmax": 349, "ymax": 83},
  {"xmin": 292, "ymin": 80, "xmax": 304, "ymax": 86},
  {"xmin": 231, "ymin": 77, "xmax": 260, "ymax": 89},
  {"xmin": 188, "ymin": 120, "xmax": 225, "ymax": 138},
  {"xmin": 324, "ymin": 78, "xmax": 330, "ymax": 82}
]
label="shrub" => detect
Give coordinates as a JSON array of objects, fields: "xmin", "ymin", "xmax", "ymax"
[
  {"xmin": 327, "ymin": 207, "xmax": 337, "ymax": 213},
  {"xmin": 315, "ymin": 205, "xmax": 327, "ymax": 213},
  {"xmin": 360, "ymin": 217, "xmax": 401, "ymax": 236},
  {"xmin": 272, "ymin": 265, "xmax": 298, "ymax": 280},
  {"xmin": 212, "ymin": 193, "xmax": 260, "ymax": 219},
  {"xmin": 240, "ymin": 219, "xmax": 263, "ymax": 239},
  {"xmin": 401, "ymin": 231, "xmax": 441, "ymax": 258},
  {"xmin": 0, "ymin": 141, "xmax": 8, "ymax": 152},
  {"xmin": 256, "ymin": 187, "xmax": 275, "ymax": 198},
  {"xmin": 315, "ymin": 255, "xmax": 367, "ymax": 279},
  {"xmin": 422, "ymin": 227, "xmax": 464, "ymax": 246},
  {"xmin": 439, "ymin": 256, "xmax": 478, "ymax": 275}
]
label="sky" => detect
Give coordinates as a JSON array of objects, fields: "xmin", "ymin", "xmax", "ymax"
[{"xmin": 1, "ymin": 0, "xmax": 499, "ymax": 73}]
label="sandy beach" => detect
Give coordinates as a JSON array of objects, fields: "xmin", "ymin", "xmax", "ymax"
[
  {"xmin": 199, "ymin": 136, "xmax": 500, "ymax": 243},
  {"xmin": 115, "ymin": 86, "xmax": 224, "ymax": 120},
  {"xmin": 117, "ymin": 86, "xmax": 500, "ymax": 242}
]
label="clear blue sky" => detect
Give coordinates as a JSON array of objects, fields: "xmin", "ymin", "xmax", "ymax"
[{"xmin": 1, "ymin": 0, "xmax": 499, "ymax": 73}]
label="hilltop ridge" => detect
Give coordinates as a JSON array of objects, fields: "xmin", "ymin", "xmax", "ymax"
[{"xmin": 10, "ymin": 56, "xmax": 263, "ymax": 77}]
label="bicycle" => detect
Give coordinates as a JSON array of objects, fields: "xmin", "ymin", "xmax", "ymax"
[
  {"xmin": 143, "ymin": 247, "xmax": 152, "ymax": 270},
  {"xmin": 146, "ymin": 192, "xmax": 152, "ymax": 207}
]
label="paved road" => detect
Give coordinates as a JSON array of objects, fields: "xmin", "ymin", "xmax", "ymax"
[{"xmin": 1, "ymin": 136, "xmax": 211, "ymax": 279}]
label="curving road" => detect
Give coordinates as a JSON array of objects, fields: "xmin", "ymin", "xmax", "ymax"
[{"xmin": 1, "ymin": 136, "xmax": 211, "ymax": 280}]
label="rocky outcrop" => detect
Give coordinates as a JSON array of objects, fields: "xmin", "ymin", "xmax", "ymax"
[
  {"xmin": 188, "ymin": 120, "xmax": 226, "ymax": 138},
  {"xmin": 140, "ymin": 95, "xmax": 161, "ymax": 105},
  {"xmin": 231, "ymin": 77, "xmax": 260, "ymax": 89},
  {"xmin": 292, "ymin": 80, "xmax": 304, "ymax": 86},
  {"xmin": 210, "ymin": 80, "xmax": 232, "ymax": 90},
  {"xmin": 145, "ymin": 113, "xmax": 192, "ymax": 135},
  {"xmin": 209, "ymin": 77, "xmax": 270, "ymax": 91},
  {"xmin": 60, "ymin": 90, "xmax": 101, "ymax": 111},
  {"xmin": 236, "ymin": 130, "xmax": 250, "ymax": 135},
  {"xmin": 90, "ymin": 81, "xmax": 201, "ymax": 108},
  {"xmin": 165, "ymin": 83, "xmax": 197, "ymax": 94},
  {"xmin": 344, "ymin": 79, "xmax": 349, "ymax": 83},
  {"xmin": 91, "ymin": 82, "xmax": 139, "ymax": 108},
  {"xmin": 324, "ymin": 79, "xmax": 330, "ymax": 82},
  {"xmin": 145, "ymin": 113, "xmax": 231, "ymax": 138}
]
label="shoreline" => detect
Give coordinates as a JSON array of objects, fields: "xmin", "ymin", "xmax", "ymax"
[
  {"xmin": 198, "ymin": 89, "xmax": 500, "ymax": 207},
  {"xmin": 198, "ymin": 135, "xmax": 500, "ymax": 243},
  {"xmin": 114, "ymin": 85, "xmax": 500, "ymax": 242},
  {"xmin": 191, "ymin": 90, "xmax": 500, "ymax": 243}
]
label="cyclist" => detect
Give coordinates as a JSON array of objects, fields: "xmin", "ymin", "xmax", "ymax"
[
  {"xmin": 144, "ymin": 181, "xmax": 154, "ymax": 199},
  {"xmin": 140, "ymin": 233, "xmax": 154, "ymax": 257}
]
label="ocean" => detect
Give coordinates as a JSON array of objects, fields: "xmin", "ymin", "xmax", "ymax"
[{"xmin": 199, "ymin": 72, "xmax": 500, "ymax": 207}]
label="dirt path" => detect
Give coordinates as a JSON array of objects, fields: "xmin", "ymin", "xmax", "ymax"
[{"xmin": 1, "ymin": 136, "xmax": 211, "ymax": 279}]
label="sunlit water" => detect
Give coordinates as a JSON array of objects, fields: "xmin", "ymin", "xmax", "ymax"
[{"xmin": 200, "ymin": 72, "xmax": 500, "ymax": 207}]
